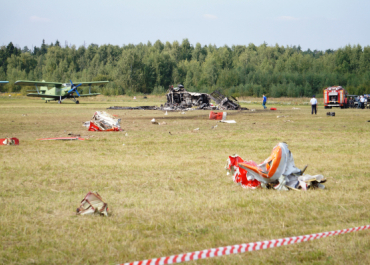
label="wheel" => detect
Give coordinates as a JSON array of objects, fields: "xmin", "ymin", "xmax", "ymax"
[
  {"xmin": 76, "ymin": 100, "xmax": 79, "ymax": 104},
  {"xmin": 58, "ymin": 100, "xmax": 61, "ymax": 104}
]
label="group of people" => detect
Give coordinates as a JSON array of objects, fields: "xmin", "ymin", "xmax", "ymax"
[
  {"xmin": 262, "ymin": 94, "xmax": 319, "ymax": 114},
  {"xmin": 261, "ymin": 94, "xmax": 368, "ymax": 114},
  {"xmin": 349, "ymin": 95, "xmax": 368, "ymax": 109}
]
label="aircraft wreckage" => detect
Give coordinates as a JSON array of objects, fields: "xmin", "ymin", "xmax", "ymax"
[
  {"xmin": 164, "ymin": 85, "xmax": 247, "ymax": 110},
  {"xmin": 226, "ymin": 142, "xmax": 327, "ymax": 191},
  {"xmin": 108, "ymin": 85, "xmax": 248, "ymax": 111}
]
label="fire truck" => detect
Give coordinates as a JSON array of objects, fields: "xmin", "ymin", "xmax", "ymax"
[{"xmin": 323, "ymin": 86, "xmax": 349, "ymax": 109}]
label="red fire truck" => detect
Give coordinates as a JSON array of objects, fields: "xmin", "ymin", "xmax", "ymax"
[{"xmin": 323, "ymin": 86, "xmax": 349, "ymax": 109}]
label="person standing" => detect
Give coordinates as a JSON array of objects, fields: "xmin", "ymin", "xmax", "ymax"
[
  {"xmin": 360, "ymin": 95, "xmax": 365, "ymax": 109},
  {"xmin": 310, "ymin": 95, "xmax": 317, "ymax": 115},
  {"xmin": 262, "ymin": 94, "xmax": 267, "ymax": 109}
]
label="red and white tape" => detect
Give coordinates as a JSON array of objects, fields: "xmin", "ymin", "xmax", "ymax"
[{"xmin": 120, "ymin": 225, "xmax": 370, "ymax": 265}]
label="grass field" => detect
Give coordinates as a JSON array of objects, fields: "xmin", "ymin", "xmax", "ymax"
[{"xmin": 1, "ymin": 95, "xmax": 370, "ymax": 264}]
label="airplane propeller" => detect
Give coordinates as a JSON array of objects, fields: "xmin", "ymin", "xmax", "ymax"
[{"xmin": 67, "ymin": 80, "xmax": 82, "ymax": 96}]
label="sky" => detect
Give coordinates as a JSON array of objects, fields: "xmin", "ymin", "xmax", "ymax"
[{"xmin": 1, "ymin": 0, "xmax": 370, "ymax": 51}]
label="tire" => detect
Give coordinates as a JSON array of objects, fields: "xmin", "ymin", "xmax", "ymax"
[{"xmin": 76, "ymin": 100, "xmax": 79, "ymax": 104}]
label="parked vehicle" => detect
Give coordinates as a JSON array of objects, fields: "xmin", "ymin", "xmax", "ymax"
[{"xmin": 323, "ymin": 86, "xmax": 349, "ymax": 108}]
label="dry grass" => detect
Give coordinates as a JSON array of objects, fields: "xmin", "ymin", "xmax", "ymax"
[{"xmin": 1, "ymin": 96, "xmax": 370, "ymax": 264}]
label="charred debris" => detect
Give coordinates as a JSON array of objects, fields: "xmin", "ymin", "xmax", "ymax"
[{"xmin": 108, "ymin": 85, "xmax": 248, "ymax": 111}]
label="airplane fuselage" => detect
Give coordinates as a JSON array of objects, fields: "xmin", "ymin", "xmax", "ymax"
[{"xmin": 41, "ymin": 84, "xmax": 76, "ymax": 101}]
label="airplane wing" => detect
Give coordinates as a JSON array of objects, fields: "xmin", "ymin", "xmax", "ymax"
[
  {"xmin": 15, "ymin": 80, "xmax": 63, "ymax": 88},
  {"xmin": 74, "ymin": 81, "xmax": 109, "ymax": 86},
  {"xmin": 0, "ymin": 81, "xmax": 9, "ymax": 84},
  {"xmin": 27, "ymin": 93, "xmax": 60, "ymax": 99},
  {"xmin": 76, "ymin": 93, "xmax": 100, "ymax": 97}
]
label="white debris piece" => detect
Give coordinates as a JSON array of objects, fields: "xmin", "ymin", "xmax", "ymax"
[
  {"xmin": 87, "ymin": 111, "xmax": 122, "ymax": 131},
  {"xmin": 220, "ymin": 120, "xmax": 236, "ymax": 123},
  {"xmin": 151, "ymin": 118, "xmax": 159, "ymax": 125}
]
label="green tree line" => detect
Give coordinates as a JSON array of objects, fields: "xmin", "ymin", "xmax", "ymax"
[{"xmin": 1, "ymin": 39, "xmax": 370, "ymax": 97}]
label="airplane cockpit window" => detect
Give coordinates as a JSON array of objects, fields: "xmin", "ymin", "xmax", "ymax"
[{"xmin": 62, "ymin": 83, "xmax": 72, "ymax": 87}]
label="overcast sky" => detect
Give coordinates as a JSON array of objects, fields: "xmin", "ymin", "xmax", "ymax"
[{"xmin": 1, "ymin": 0, "xmax": 369, "ymax": 51}]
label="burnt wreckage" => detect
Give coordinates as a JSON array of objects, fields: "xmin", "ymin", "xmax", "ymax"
[
  {"xmin": 209, "ymin": 89, "xmax": 244, "ymax": 110},
  {"xmin": 107, "ymin": 85, "xmax": 246, "ymax": 111},
  {"xmin": 164, "ymin": 85, "xmax": 244, "ymax": 110},
  {"xmin": 165, "ymin": 85, "xmax": 211, "ymax": 109}
]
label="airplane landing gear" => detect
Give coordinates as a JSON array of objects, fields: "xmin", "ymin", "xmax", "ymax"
[{"xmin": 58, "ymin": 100, "xmax": 62, "ymax": 104}]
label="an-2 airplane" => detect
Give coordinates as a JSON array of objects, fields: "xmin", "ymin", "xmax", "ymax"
[{"xmin": 14, "ymin": 80, "xmax": 109, "ymax": 104}]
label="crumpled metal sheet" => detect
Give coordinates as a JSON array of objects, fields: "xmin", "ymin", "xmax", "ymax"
[
  {"xmin": 227, "ymin": 143, "xmax": 327, "ymax": 191},
  {"xmin": 226, "ymin": 155, "xmax": 261, "ymax": 189},
  {"xmin": 87, "ymin": 111, "xmax": 122, "ymax": 131},
  {"xmin": 238, "ymin": 143, "xmax": 301, "ymax": 184},
  {"xmin": 76, "ymin": 191, "xmax": 109, "ymax": 216}
]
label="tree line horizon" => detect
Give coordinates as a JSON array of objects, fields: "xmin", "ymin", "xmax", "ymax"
[{"xmin": 1, "ymin": 39, "xmax": 369, "ymax": 97}]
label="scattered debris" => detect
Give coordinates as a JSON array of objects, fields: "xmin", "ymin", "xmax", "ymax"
[
  {"xmin": 21, "ymin": 114, "xmax": 28, "ymax": 116},
  {"xmin": 125, "ymin": 133, "xmax": 128, "ymax": 136},
  {"xmin": 209, "ymin": 111, "xmax": 227, "ymax": 120},
  {"xmin": 327, "ymin": 112, "xmax": 335, "ymax": 116},
  {"xmin": 226, "ymin": 143, "xmax": 327, "ymax": 191},
  {"xmin": 0, "ymin": 138, "xmax": 19, "ymax": 145},
  {"xmin": 193, "ymin": 128, "xmax": 200, "ymax": 131},
  {"xmin": 87, "ymin": 111, "xmax": 122, "ymax": 131},
  {"xmin": 270, "ymin": 108, "xmax": 277, "ymax": 110},
  {"xmin": 151, "ymin": 118, "xmax": 159, "ymax": 125},
  {"xmin": 250, "ymin": 109, "xmax": 256, "ymax": 112},
  {"xmin": 169, "ymin": 131, "xmax": 172, "ymax": 135},
  {"xmin": 211, "ymin": 125, "xmax": 218, "ymax": 129},
  {"xmin": 220, "ymin": 120, "xmax": 236, "ymax": 123},
  {"xmin": 37, "ymin": 137, "xmax": 85, "ymax": 141},
  {"xmin": 292, "ymin": 107, "xmax": 300, "ymax": 110},
  {"xmin": 76, "ymin": 191, "xmax": 109, "ymax": 216},
  {"xmin": 165, "ymin": 111, "xmax": 168, "ymax": 115},
  {"xmin": 107, "ymin": 106, "xmax": 158, "ymax": 110},
  {"xmin": 68, "ymin": 133, "xmax": 81, "ymax": 137},
  {"xmin": 133, "ymin": 96, "xmax": 136, "ymax": 100},
  {"xmin": 210, "ymin": 89, "xmax": 247, "ymax": 110}
]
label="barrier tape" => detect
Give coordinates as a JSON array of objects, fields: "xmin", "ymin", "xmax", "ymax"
[{"xmin": 120, "ymin": 225, "xmax": 370, "ymax": 265}]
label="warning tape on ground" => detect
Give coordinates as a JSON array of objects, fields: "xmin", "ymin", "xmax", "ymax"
[{"xmin": 120, "ymin": 225, "xmax": 370, "ymax": 265}]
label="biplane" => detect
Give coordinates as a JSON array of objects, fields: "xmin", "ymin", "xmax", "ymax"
[{"xmin": 14, "ymin": 80, "xmax": 109, "ymax": 104}]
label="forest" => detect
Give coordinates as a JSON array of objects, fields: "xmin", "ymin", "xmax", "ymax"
[{"xmin": 1, "ymin": 39, "xmax": 370, "ymax": 97}]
